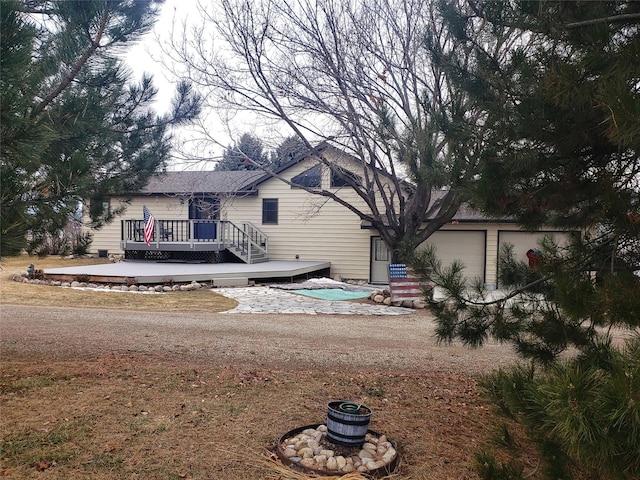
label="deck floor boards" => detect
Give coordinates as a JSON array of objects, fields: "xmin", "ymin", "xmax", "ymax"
[{"xmin": 43, "ymin": 260, "xmax": 331, "ymax": 285}]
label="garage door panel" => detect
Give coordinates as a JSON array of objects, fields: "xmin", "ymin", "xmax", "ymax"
[
  {"xmin": 499, "ymin": 231, "xmax": 569, "ymax": 264},
  {"xmin": 419, "ymin": 231, "xmax": 486, "ymax": 282}
]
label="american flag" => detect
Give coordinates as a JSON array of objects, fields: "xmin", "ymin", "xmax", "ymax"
[
  {"xmin": 388, "ymin": 263, "xmax": 428, "ymax": 303},
  {"xmin": 143, "ymin": 205, "xmax": 155, "ymax": 246}
]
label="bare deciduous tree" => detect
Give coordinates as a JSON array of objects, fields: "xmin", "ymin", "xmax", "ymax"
[{"xmin": 165, "ymin": 0, "xmax": 491, "ymax": 260}]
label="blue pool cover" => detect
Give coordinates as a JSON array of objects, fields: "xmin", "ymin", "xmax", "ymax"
[{"xmin": 291, "ymin": 288, "xmax": 371, "ymax": 301}]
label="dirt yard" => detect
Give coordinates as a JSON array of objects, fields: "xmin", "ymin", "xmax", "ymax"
[{"xmin": 1, "ymin": 262, "xmax": 539, "ymax": 480}]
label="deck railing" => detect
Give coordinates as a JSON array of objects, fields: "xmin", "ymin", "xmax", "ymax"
[
  {"xmin": 120, "ymin": 219, "xmax": 268, "ymax": 263},
  {"xmin": 222, "ymin": 221, "xmax": 269, "ymax": 264}
]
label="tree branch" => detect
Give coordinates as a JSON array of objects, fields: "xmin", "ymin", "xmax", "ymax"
[
  {"xmin": 33, "ymin": 5, "xmax": 110, "ymax": 116},
  {"xmin": 565, "ymin": 12, "xmax": 640, "ymax": 29}
]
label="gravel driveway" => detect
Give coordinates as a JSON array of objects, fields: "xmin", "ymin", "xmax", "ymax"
[{"xmin": 0, "ymin": 303, "xmax": 518, "ymax": 375}]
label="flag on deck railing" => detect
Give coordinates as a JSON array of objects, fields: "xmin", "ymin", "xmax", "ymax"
[
  {"xmin": 143, "ymin": 205, "xmax": 155, "ymax": 246},
  {"xmin": 388, "ymin": 263, "xmax": 429, "ymax": 303}
]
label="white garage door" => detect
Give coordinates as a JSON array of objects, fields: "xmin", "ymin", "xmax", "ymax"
[
  {"xmin": 498, "ymin": 231, "xmax": 569, "ymax": 265},
  {"xmin": 419, "ymin": 231, "xmax": 486, "ymax": 283}
]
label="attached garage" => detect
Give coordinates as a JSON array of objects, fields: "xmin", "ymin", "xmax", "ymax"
[
  {"xmin": 419, "ymin": 230, "xmax": 486, "ymax": 283},
  {"xmin": 498, "ymin": 230, "xmax": 570, "ymax": 264}
]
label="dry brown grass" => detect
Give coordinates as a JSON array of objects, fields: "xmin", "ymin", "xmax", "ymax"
[
  {"xmin": 0, "ymin": 255, "xmax": 237, "ymax": 312},
  {"xmin": 1, "ymin": 356, "xmax": 542, "ymax": 480},
  {"xmin": 0, "ymin": 256, "xmax": 546, "ymax": 480}
]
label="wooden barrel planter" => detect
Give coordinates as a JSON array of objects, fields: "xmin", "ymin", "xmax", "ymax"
[{"xmin": 326, "ymin": 401, "xmax": 372, "ymax": 447}]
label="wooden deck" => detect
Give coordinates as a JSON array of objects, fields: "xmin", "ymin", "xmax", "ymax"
[
  {"xmin": 121, "ymin": 219, "xmax": 269, "ymax": 264},
  {"xmin": 43, "ymin": 260, "xmax": 332, "ymax": 285}
]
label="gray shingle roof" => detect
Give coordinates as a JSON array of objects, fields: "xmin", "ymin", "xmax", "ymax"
[
  {"xmin": 139, "ymin": 170, "xmax": 264, "ymax": 195},
  {"xmin": 136, "ymin": 168, "xmax": 504, "ymax": 222}
]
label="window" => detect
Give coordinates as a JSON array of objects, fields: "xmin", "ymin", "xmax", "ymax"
[
  {"xmin": 90, "ymin": 198, "xmax": 110, "ymax": 220},
  {"xmin": 373, "ymin": 238, "xmax": 389, "ymax": 261},
  {"xmin": 291, "ymin": 164, "xmax": 322, "ymax": 188},
  {"xmin": 330, "ymin": 167, "xmax": 361, "ymax": 188},
  {"xmin": 262, "ymin": 198, "xmax": 278, "ymax": 224}
]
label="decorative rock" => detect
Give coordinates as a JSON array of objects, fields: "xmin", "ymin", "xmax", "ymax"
[
  {"xmin": 358, "ymin": 450, "xmax": 373, "ymax": 462},
  {"xmin": 382, "ymin": 447, "xmax": 396, "ymax": 464},
  {"xmin": 342, "ymin": 463, "xmax": 355, "ymax": 473},
  {"xmin": 362, "ymin": 442, "xmax": 377, "ymax": 452},
  {"xmin": 373, "ymin": 294, "xmax": 385, "ymax": 303},
  {"xmin": 128, "ymin": 285, "xmax": 138, "ymax": 291},
  {"xmin": 413, "ymin": 299, "xmax": 427, "ymax": 309},
  {"xmin": 279, "ymin": 425, "xmax": 396, "ymax": 474},
  {"xmin": 298, "ymin": 447, "xmax": 313, "ymax": 459},
  {"xmin": 313, "ymin": 454, "xmax": 327, "ymax": 465},
  {"xmin": 300, "ymin": 458, "xmax": 316, "ymax": 469},
  {"xmin": 71, "ymin": 281, "xmax": 80, "ymax": 287},
  {"xmin": 282, "ymin": 448, "xmax": 297, "ymax": 458},
  {"xmin": 138, "ymin": 285, "xmax": 148, "ymax": 292},
  {"xmin": 383, "ymin": 297, "xmax": 392, "ymax": 305}
]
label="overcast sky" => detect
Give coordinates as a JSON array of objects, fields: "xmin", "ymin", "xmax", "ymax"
[
  {"xmin": 124, "ymin": 0, "xmax": 227, "ymax": 169},
  {"xmin": 125, "ymin": 0, "xmax": 184, "ymax": 114}
]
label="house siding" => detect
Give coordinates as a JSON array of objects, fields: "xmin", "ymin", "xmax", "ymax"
[
  {"xmin": 83, "ymin": 196, "xmax": 187, "ymax": 255},
  {"xmin": 82, "ymin": 157, "xmax": 572, "ymax": 286},
  {"xmin": 223, "ymin": 159, "xmax": 375, "ymax": 281}
]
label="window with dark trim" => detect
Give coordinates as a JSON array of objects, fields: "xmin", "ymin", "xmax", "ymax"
[
  {"xmin": 262, "ymin": 198, "xmax": 278, "ymax": 224},
  {"xmin": 330, "ymin": 167, "xmax": 361, "ymax": 188},
  {"xmin": 291, "ymin": 164, "xmax": 322, "ymax": 188},
  {"xmin": 90, "ymin": 198, "xmax": 110, "ymax": 220}
]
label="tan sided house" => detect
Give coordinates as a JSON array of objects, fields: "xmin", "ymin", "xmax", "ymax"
[{"xmin": 84, "ymin": 147, "xmax": 568, "ymax": 286}]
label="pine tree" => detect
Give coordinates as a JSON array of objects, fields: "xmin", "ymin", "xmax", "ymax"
[
  {"xmin": 216, "ymin": 133, "xmax": 267, "ymax": 171},
  {"xmin": 270, "ymin": 136, "xmax": 308, "ymax": 170},
  {"xmin": 0, "ymin": 0, "xmax": 200, "ymax": 256},
  {"xmin": 412, "ymin": 2, "xmax": 640, "ymax": 477}
]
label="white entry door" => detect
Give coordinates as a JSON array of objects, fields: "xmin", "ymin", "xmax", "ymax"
[{"xmin": 370, "ymin": 237, "xmax": 390, "ymax": 284}]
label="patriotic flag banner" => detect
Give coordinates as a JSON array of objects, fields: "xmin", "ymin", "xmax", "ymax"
[
  {"xmin": 143, "ymin": 205, "xmax": 155, "ymax": 246},
  {"xmin": 388, "ymin": 263, "xmax": 428, "ymax": 303}
]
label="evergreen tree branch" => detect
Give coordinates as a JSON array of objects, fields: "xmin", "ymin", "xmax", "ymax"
[
  {"xmin": 565, "ymin": 12, "xmax": 640, "ymax": 29},
  {"xmin": 33, "ymin": 5, "xmax": 109, "ymax": 116}
]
